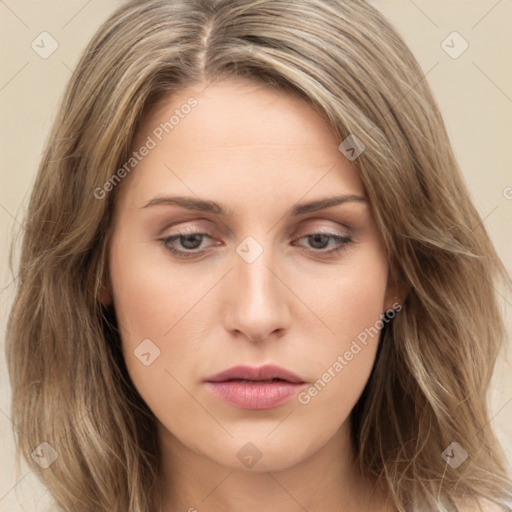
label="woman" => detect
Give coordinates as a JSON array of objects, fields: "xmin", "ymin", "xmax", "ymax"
[{"xmin": 6, "ymin": 0, "xmax": 512, "ymax": 510}]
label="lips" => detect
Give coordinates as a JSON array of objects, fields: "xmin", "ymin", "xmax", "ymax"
[
  {"xmin": 203, "ymin": 364, "xmax": 306, "ymax": 410},
  {"xmin": 204, "ymin": 364, "xmax": 305, "ymax": 384}
]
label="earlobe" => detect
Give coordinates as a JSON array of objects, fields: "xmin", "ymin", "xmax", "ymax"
[
  {"xmin": 383, "ymin": 269, "xmax": 409, "ymax": 313},
  {"xmin": 98, "ymin": 284, "xmax": 113, "ymax": 306},
  {"xmin": 97, "ymin": 252, "xmax": 113, "ymax": 306}
]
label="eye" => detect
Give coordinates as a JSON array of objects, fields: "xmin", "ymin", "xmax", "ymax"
[
  {"xmin": 293, "ymin": 232, "xmax": 353, "ymax": 256},
  {"xmin": 159, "ymin": 230, "xmax": 215, "ymax": 259},
  {"xmin": 159, "ymin": 229, "xmax": 353, "ymax": 259}
]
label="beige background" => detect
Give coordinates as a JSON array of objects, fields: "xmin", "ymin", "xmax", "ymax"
[{"xmin": 1, "ymin": 1, "xmax": 511, "ymax": 510}]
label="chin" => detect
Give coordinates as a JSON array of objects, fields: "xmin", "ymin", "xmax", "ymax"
[{"xmin": 203, "ymin": 434, "xmax": 322, "ymax": 473}]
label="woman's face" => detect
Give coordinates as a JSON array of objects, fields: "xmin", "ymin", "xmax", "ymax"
[{"xmin": 107, "ymin": 77, "xmax": 400, "ymax": 472}]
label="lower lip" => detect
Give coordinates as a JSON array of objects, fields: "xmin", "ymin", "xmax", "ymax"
[{"xmin": 204, "ymin": 380, "xmax": 305, "ymax": 409}]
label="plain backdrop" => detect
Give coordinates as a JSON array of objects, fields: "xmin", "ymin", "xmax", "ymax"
[{"xmin": 1, "ymin": 1, "xmax": 511, "ymax": 510}]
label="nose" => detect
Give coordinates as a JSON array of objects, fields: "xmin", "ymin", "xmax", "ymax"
[{"xmin": 222, "ymin": 240, "xmax": 292, "ymax": 343}]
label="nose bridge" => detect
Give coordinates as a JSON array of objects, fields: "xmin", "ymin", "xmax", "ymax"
[{"xmin": 224, "ymin": 234, "xmax": 290, "ymax": 340}]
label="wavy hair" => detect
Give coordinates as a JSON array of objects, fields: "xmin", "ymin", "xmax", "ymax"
[{"xmin": 6, "ymin": 0, "xmax": 512, "ymax": 510}]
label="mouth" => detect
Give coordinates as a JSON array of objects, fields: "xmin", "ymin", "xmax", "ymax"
[
  {"xmin": 203, "ymin": 365, "xmax": 306, "ymax": 410},
  {"xmin": 224, "ymin": 378, "xmax": 290, "ymax": 383},
  {"xmin": 204, "ymin": 364, "xmax": 305, "ymax": 384}
]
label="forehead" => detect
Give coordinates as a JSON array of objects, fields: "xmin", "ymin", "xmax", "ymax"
[
  {"xmin": 119, "ymin": 77, "xmax": 364, "ymax": 208},
  {"xmin": 138, "ymin": 77, "xmax": 335, "ymax": 148}
]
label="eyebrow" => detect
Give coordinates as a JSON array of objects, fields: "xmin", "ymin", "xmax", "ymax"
[{"xmin": 142, "ymin": 194, "xmax": 367, "ymax": 216}]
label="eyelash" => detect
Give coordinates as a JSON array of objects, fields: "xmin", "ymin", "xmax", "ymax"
[{"xmin": 158, "ymin": 229, "xmax": 353, "ymax": 260}]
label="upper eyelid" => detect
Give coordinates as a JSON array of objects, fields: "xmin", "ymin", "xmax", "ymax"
[
  {"xmin": 147, "ymin": 201, "xmax": 368, "ymax": 239},
  {"xmin": 160, "ymin": 216, "xmax": 354, "ymax": 235}
]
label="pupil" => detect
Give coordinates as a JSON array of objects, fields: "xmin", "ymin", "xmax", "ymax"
[
  {"xmin": 309, "ymin": 234, "xmax": 329, "ymax": 249},
  {"xmin": 181, "ymin": 234, "xmax": 202, "ymax": 249}
]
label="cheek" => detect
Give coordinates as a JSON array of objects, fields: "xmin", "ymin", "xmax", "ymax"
[
  {"xmin": 109, "ymin": 231, "xmax": 202, "ymax": 340},
  {"xmin": 306, "ymin": 237, "xmax": 389, "ymax": 353},
  {"xmin": 107, "ymin": 234, "xmax": 203, "ymax": 398},
  {"xmin": 332, "ymin": 259, "xmax": 389, "ymax": 339},
  {"xmin": 295, "ymin": 243, "xmax": 389, "ymax": 420}
]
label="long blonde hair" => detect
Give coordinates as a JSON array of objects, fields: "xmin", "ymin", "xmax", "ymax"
[{"xmin": 6, "ymin": 0, "xmax": 512, "ymax": 510}]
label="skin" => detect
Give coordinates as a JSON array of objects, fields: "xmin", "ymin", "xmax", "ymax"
[{"xmin": 104, "ymin": 77, "xmax": 405, "ymax": 512}]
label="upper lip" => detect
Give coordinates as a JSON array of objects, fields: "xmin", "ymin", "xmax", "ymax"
[{"xmin": 204, "ymin": 364, "xmax": 305, "ymax": 383}]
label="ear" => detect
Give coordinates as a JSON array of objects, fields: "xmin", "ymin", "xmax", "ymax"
[
  {"xmin": 383, "ymin": 265, "xmax": 408, "ymax": 313},
  {"xmin": 97, "ymin": 263, "xmax": 113, "ymax": 306},
  {"xmin": 98, "ymin": 284, "xmax": 112, "ymax": 306},
  {"xmin": 97, "ymin": 247, "xmax": 113, "ymax": 306}
]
